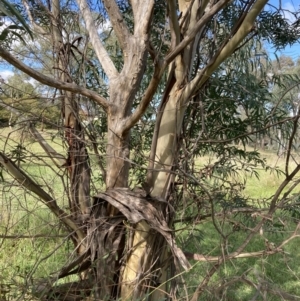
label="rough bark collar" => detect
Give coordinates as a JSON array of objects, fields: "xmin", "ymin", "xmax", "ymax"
[{"xmin": 94, "ymin": 188, "xmax": 190, "ymax": 271}]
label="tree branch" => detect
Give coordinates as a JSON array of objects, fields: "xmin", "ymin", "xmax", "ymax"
[
  {"xmin": 29, "ymin": 124, "xmax": 67, "ymax": 168},
  {"xmin": 0, "ymin": 234, "xmax": 66, "ymax": 238},
  {"xmin": 0, "ymin": 99, "xmax": 21, "ymax": 116},
  {"xmin": 285, "ymin": 108, "xmax": 300, "ymax": 176},
  {"xmin": 168, "ymin": 0, "xmax": 181, "ymax": 49},
  {"xmin": 0, "ymin": 152, "xmax": 84, "ymax": 241},
  {"xmin": 129, "ymin": 0, "xmax": 139, "ymax": 20},
  {"xmin": 185, "ymin": 249, "xmax": 285, "ymax": 262},
  {"xmin": 0, "ymin": 46, "xmax": 110, "ymax": 111},
  {"xmin": 102, "ymin": 0, "xmax": 131, "ymax": 52},
  {"xmin": 121, "ymin": 61, "xmax": 163, "ymax": 133},
  {"xmin": 0, "ymin": 102, "xmax": 66, "ymax": 168},
  {"xmin": 191, "ymin": 0, "xmax": 268, "ymax": 91},
  {"xmin": 129, "ymin": 0, "xmax": 154, "ymax": 35},
  {"xmin": 76, "ymin": 0, "xmax": 118, "ymax": 79},
  {"xmin": 164, "ymin": 0, "xmax": 231, "ymax": 65},
  {"xmin": 22, "ymin": 0, "xmax": 49, "ymax": 36}
]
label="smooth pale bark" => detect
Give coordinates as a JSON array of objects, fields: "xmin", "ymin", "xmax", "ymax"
[
  {"xmin": 76, "ymin": 0, "xmax": 118, "ymax": 79},
  {"xmin": 190, "ymin": 0, "xmax": 269, "ymax": 93},
  {"xmin": 120, "ymin": 221, "xmax": 151, "ymax": 300},
  {"xmin": 106, "ymin": 122, "xmax": 130, "ymax": 188},
  {"xmin": 154, "ymin": 0, "xmax": 270, "ymax": 193},
  {"xmin": 121, "ymin": 0, "xmax": 270, "ymax": 299},
  {"xmin": 120, "ymin": 89, "xmax": 187, "ymax": 300},
  {"xmin": 165, "ymin": 0, "xmax": 232, "ymax": 65},
  {"xmin": 120, "ymin": 1, "xmax": 202, "ymax": 298}
]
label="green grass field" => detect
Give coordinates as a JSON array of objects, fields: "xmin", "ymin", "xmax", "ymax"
[
  {"xmin": 175, "ymin": 150, "xmax": 300, "ymax": 300},
  {"xmin": 1, "ymin": 127, "xmax": 300, "ymax": 300},
  {"xmin": 0, "ymin": 127, "xmax": 77, "ymax": 300}
]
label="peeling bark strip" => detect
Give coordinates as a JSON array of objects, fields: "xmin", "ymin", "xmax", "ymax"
[
  {"xmin": 94, "ymin": 188, "xmax": 191, "ymax": 271},
  {"xmin": 51, "ymin": 0, "xmax": 91, "ymax": 220},
  {"xmin": 86, "ymin": 197, "xmax": 125, "ymax": 298},
  {"xmin": 49, "ymin": 188, "xmax": 189, "ymax": 298}
]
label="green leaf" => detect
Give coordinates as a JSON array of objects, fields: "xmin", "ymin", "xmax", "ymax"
[
  {"xmin": 0, "ymin": 1, "xmax": 13, "ymax": 17},
  {"xmin": 0, "ymin": 28, "xmax": 9, "ymax": 41},
  {"xmin": 0, "ymin": 0, "xmax": 33, "ymax": 40},
  {"xmin": 0, "ymin": 27, "xmax": 26, "ymax": 43}
]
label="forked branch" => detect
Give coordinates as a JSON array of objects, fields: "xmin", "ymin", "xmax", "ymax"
[
  {"xmin": 165, "ymin": 0, "xmax": 231, "ymax": 64},
  {"xmin": 191, "ymin": 0, "xmax": 269, "ymax": 92}
]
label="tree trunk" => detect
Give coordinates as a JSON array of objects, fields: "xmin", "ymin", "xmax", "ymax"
[
  {"xmin": 120, "ymin": 0, "xmax": 204, "ymax": 297},
  {"xmin": 106, "ymin": 114, "xmax": 130, "ymax": 189},
  {"xmin": 52, "ymin": 0, "xmax": 90, "ymax": 254},
  {"xmin": 0, "ymin": 0, "xmax": 271, "ymax": 299}
]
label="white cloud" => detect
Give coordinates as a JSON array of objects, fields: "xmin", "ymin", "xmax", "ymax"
[
  {"xmin": 0, "ymin": 70, "xmax": 13, "ymax": 81},
  {"xmin": 282, "ymin": 2, "xmax": 297, "ymax": 24}
]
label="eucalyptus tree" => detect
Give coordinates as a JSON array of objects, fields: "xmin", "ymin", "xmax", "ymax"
[{"xmin": 0, "ymin": 0, "xmax": 300, "ymax": 300}]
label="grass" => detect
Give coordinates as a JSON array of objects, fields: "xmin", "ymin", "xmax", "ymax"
[
  {"xmin": 179, "ymin": 220, "xmax": 300, "ymax": 300},
  {"xmin": 176, "ymin": 151, "xmax": 300, "ymax": 300},
  {"xmin": 0, "ymin": 126, "xmax": 106, "ymax": 297},
  {"xmin": 0, "ymin": 127, "xmax": 77, "ymax": 299},
  {"xmin": 1, "ymin": 127, "xmax": 300, "ymax": 300}
]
